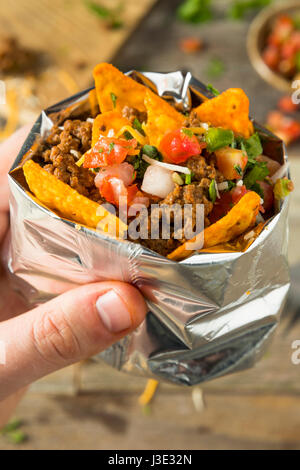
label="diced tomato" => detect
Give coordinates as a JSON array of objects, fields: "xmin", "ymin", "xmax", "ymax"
[
  {"xmin": 209, "ymin": 191, "xmax": 233, "ymax": 224},
  {"xmin": 263, "ymin": 46, "xmax": 280, "ymax": 70},
  {"xmin": 256, "ymin": 180, "xmax": 274, "ymax": 212},
  {"xmin": 215, "ymin": 147, "xmax": 248, "ymax": 180},
  {"xmin": 231, "ymin": 185, "xmax": 249, "ymax": 204},
  {"xmin": 83, "ymin": 136, "xmax": 137, "ymax": 168},
  {"xmin": 98, "ymin": 176, "xmax": 138, "ymax": 210},
  {"xmin": 126, "ymin": 184, "xmax": 139, "ymax": 205},
  {"xmin": 267, "ymin": 110, "xmax": 300, "ymax": 145},
  {"xmin": 160, "ymin": 129, "xmax": 206, "ymax": 163},
  {"xmin": 278, "ymin": 95, "xmax": 299, "ymax": 113},
  {"xmin": 272, "ymin": 15, "xmax": 294, "ymax": 45}
]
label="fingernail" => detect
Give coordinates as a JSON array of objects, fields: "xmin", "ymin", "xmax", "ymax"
[{"xmin": 96, "ymin": 290, "xmax": 132, "ymax": 333}]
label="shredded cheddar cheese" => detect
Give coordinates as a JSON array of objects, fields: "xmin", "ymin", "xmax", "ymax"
[
  {"xmin": 117, "ymin": 125, "xmax": 148, "ymax": 146},
  {"xmin": 138, "ymin": 379, "xmax": 159, "ymax": 406}
]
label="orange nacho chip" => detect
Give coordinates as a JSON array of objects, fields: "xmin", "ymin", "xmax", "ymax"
[
  {"xmin": 23, "ymin": 160, "xmax": 127, "ymax": 238},
  {"xmin": 92, "ymin": 111, "xmax": 131, "ymax": 146},
  {"xmin": 194, "ymin": 88, "xmax": 254, "ymax": 139},
  {"xmin": 167, "ymin": 191, "xmax": 261, "ymax": 261},
  {"xmin": 143, "ymin": 89, "xmax": 185, "ymax": 149},
  {"xmin": 93, "ymin": 63, "xmax": 148, "ymax": 114}
]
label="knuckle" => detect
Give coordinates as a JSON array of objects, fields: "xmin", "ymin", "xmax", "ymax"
[{"xmin": 31, "ymin": 310, "xmax": 82, "ymax": 366}]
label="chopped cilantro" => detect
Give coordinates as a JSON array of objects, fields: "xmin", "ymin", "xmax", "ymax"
[
  {"xmin": 108, "ymin": 142, "xmax": 115, "ymax": 154},
  {"xmin": 98, "ymin": 148, "xmax": 104, "ymax": 153},
  {"xmin": 143, "ymin": 145, "xmax": 161, "ymax": 159},
  {"xmin": 243, "ymin": 162, "xmax": 269, "ymax": 189},
  {"xmin": 251, "ymin": 182, "xmax": 264, "ymax": 199},
  {"xmin": 123, "ymin": 131, "xmax": 133, "ymax": 140},
  {"xmin": 209, "ymin": 179, "xmax": 217, "ymax": 203},
  {"xmin": 131, "ymin": 148, "xmax": 162, "ymax": 179},
  {"xmin": 110, "ymin": 92, "xmax": 117, "ymax": 108},
  {"xmin": 133, "ymin": 118, "xmax": 145, "ymax": 136},
  {"xmin": 243, "ymin": 133, "xmax": 263, "ymax": 163},
  {"xmin": 234, "ymin": 164, "xmax": 243, "ymax": 177},
  {"xmin": 227, "ymin": 181, "xmax": 236, "ymax": 191}
]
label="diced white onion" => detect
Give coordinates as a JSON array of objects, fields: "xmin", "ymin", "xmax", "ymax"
[
  {"xmin": 200, "ymin": 122, "xmax": 209, "ymax": 130},
  {"xmin": 107, "ymin": 129, "xmax": 115, "ymax": 137},
  {"xmin": 214, "ymin": 180, "xmax": 220, "ymax": 199},
  {"xmin": 244, "ymin": 230, "xmax": 255, "ymax": 241},
  {"xmin": 236, "ymin": 180, "xmax": 243, "ymax": 187},
  {"xmin": 142, "ymin": 155, "xmax": 191, "ymax": 175},
  {"xmin": 260, "ymin": 198, "xmax": 264, "ymax": 205},
  {"xmin": 86, "ymin": 118, "xmax": 94, "ymax": 123},
  {"xmin": 141, "ymin": 165, "xmax": 175, "ymax": 199},
  {"xmin": 70, "ymin": 149, "xmax": 81, "ymax": 159},
  {"xmin": 270, "ymin": 162, "xmax": 289, "ymax": 184},
  {"xmin": 217, "ymin": 181, "xmax": 228, "ymax": 191}
]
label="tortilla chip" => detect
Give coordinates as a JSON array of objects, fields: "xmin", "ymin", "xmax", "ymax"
[
  {"xmin": 92, "ymin": 111, "xmax": 131, "ymax": 146},
  {"xmin": 143, "ymin": 89, "xmax": 185, "ymax": 150},
  {"xmin": 198, "ymin": 222, "xmax": 265, "ymax": 254},
  {"xmin": 93, "ymin": 63, "xmax": 148, "ymax": 113},
  {"xmin": 168, "ymin": 191, "xmax": 261, "ymax": 261},
  {"xmin": 194, "ymin": 88, "xmax": 254, "ymax": 139},
  {"xmin": 23, "ymin": 160, "xmax": 127, "ymax": 238}
]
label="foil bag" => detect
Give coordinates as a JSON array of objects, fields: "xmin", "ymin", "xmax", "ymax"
[{"xmin": 7, "ymin": 71, "xmax": 290, "ymax": 385}]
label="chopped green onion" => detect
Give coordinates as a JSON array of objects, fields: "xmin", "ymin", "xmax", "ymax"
[
  {"xmin": 209, "ymin": 179, "xmax": 217, "ymax": 203},
  {"xmin": 185, "ymin": 173, "xmax": 192, "ymax": 184},
  {"xmin": 206, "ymin": 84, "xmax": 220, "ymax": 96},
  {"xmin": 205, "ymin": 127, "xmax": 234, "ymax": 152},
  {"xmin": 172, "ymin": 172, "xmax": 184, "ymax": 185}
]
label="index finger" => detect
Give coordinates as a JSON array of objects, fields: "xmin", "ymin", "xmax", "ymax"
[{"xmin": 0, "ymin": 124, "xmax": 33, "ymax": 213}]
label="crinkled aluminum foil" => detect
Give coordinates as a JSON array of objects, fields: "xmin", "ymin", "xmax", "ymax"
[{"xmin": 7, "ymin": 71, "xmax": 290, "ymax": 386}]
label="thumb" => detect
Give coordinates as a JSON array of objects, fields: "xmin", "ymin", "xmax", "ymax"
[{"xmin": 0, "ymin": 281, "xmax": 147, "ymax": 400}]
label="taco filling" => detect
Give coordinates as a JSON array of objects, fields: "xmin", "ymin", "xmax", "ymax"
[{"xmin": 22, "ymin": 63, "xmax": 293, "ymax": 259}]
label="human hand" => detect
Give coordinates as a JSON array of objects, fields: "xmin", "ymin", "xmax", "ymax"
[{"xmin": 0, "ymin": 128, "xmax": 147, "ymax": 414}]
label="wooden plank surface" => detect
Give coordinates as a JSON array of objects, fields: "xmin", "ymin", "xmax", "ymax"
[{"xmin": 0, "ymin": 0, "xmax": 157, "ymax": 108}]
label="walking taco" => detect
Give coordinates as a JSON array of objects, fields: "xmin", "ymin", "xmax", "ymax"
[
  {"xmin": 19, "ymin": 63, "xmax": 292, "ymax": 260},
  {"xmin": 8, "ymin": 65, "xmax": 292, "ymax": 385}
]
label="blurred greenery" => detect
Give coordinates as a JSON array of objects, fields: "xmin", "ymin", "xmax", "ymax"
[{"xmin": 177, "ymin": 0, "xmax": 273, "ymax": 23}]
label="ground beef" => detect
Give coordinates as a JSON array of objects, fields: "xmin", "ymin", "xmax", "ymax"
[
  {"xmin": 122, "ymin": 106, "xmax": 147, "ymax": 125},
  {"xmin": 183, "ymin": 111, "xmax": 203, "ymax": 128},
  {"xmin": 187, "ymin": 154, "xmax": 225, "ymax": 183},
  {"xmin": 35, "ymin": 119, "xmax": 104, "ymax": 203},
  {"xmin": 139, "ymin": 181, "xmax": 214, "ymax": 257}
]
